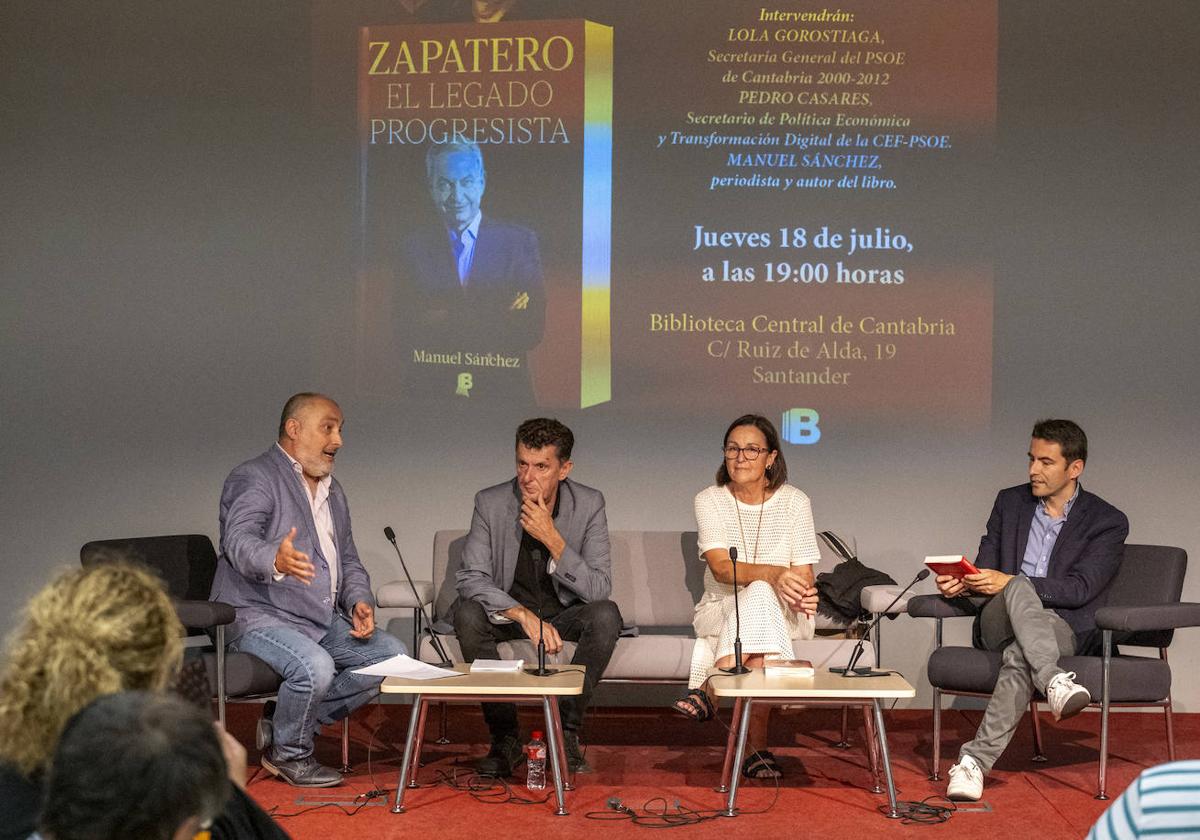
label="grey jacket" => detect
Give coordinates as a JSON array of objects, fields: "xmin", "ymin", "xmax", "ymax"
[
  {"xmin": 455, "ymin": 477, "xmax": 611, "ymax": 619},
  {"xmin": 210, "ymin": 445, "xmax": 375, "ymax": 642}
]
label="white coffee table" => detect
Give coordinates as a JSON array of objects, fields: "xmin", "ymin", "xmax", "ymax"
[
  {"xmin": 380, "ymin": 664, "xmax": 585, "ymax": 815},
  {"xmin": 708, "ymin": 668, "xmax": 915, "ymax": 818}
]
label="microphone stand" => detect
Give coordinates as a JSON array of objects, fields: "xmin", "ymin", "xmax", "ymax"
[
  {"xmin": 383, "ymin": 526, "xmax": 453, "ymax": 668},
  {"xmin": 525, "ymin": 547, "xmax": 554, "ymax": 677},
  {"xmin": 720, "ymin": 547, "xmax": 750, "ymax": 675},
  {"xmin": 830, "ymin": 569, "xmax": 930, "ymax": 678}
]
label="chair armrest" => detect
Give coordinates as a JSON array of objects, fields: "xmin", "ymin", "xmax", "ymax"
[
  {"xmin": 861, "ymin": 583, "xmax": 917, "ymax": 615},
  {"xmin": 376, "ymin": 579, "xmax": 434, "ymax": 609},
  {"xmin": 906, "ymin": 593, "xmax": 985, "ymax": 619},
  {"xmin": 1095, "ymin": 603, "xmax": 1200, "ymax": 633},
  {"xmin": 174, "ymin": 599, "xmax": 235, "ymax": 628}
]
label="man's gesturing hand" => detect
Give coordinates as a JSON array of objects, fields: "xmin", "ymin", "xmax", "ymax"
[
  {"xmin": 350, "ymin": 601, "xmax": 376, "ymax": 639},
  {"xmin": 274, "ymin": 526, "xmax": 315, "ymax": 584}
]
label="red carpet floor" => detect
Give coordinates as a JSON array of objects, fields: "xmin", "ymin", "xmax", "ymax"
[{"xmin": 234, "ymin": 703, "xmax": 1199, "ymax": 840}]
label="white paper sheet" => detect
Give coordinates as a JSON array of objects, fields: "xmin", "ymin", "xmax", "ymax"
[
  {"xmin": 469, "ymin": 659, "xmax": 524, "ymax": 672},
  {"xmin": 351, "ymin": 654, "xmax": 462, "ymax": 680}
]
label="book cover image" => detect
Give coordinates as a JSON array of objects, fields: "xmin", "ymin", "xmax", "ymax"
[{"xmin": 354, "ymin": 19, "xmax": 613, "ymax": 408}]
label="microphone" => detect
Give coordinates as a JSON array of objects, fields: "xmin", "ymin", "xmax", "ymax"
[
  {"xmin": 606, "ymin": 796, "xmax": 635, "ymax": 816},
  {"xmin": 524, "ymin": 547, "xmax": 553, "ymax": 677},
  {"xmin": 720, "ymin": 547, "xmax": 750, "ymax": 675},
  {"xmin": 830, "ymin": 568, "xmax": 930, "ymax": 678},
  {"xmin": 383, "ymin": 526, "xmax": 453, "ymax": 668}
]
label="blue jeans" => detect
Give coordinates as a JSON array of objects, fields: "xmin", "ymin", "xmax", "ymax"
[{"xmin": 230, "ymin": 616, "xmax": 406, "ymax": 761}]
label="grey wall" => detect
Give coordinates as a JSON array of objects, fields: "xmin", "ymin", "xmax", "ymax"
[{"xmin": 3, "ymin": 1, "xmax": 1198, "ymax": 710}]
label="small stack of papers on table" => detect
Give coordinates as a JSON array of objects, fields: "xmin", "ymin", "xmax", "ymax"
[{"xmin": 469, "ymin": 659, "xmax": 525, "ymax": 673}]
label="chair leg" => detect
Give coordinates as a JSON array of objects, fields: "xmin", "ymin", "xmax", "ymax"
[
  {"xmin": 1162, "ymin": 650, "xmax": 1176, "ymax": 762},
  {"xmin": 1096, "ymin": 629, "xmax": 1113, "ymax": 801},
  {"xmin": 340, "ymin": 716, "xmax": 352, "ymax": 774},
  {"xmin": 929, "ymin": 687, "xmax": 942, "ymax": 781},
  {"xmin": 835, "ymin": 705, "xmax": 851, "ymax": 749},
  {"xmin": 436, "ymin": 700, "xmax": 450, "ymax": 745},
  {"xmin": 1029, "ymin": 697, "xmax": 1047, "ymax": 762},
  {"xmin": 412, "ymin": 608, "xmax": 422, "ymax": 660}
]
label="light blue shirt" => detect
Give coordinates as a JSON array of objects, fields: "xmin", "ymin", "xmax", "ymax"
[
  {"xmin": 449, "ymin": 212, "xmax": 481, "ymax": 286},
  {"xmin": 1088, "ymin": 760, "xmax": 1200, "ymax": 839},
  {"xmin": 1020, "ymin": 484, "xmax": 1079, "ymax": 578}
]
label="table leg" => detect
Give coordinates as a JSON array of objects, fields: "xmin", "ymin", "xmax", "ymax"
[
  {"xmin": 872, "ymin": 699, "xmax": 902, "ymax": 819},
  {"xmin": 722, "ymin": 699, "xmax": 753, "ymax": 817},
  {"xmin": 861, "ymin": 704, "xmax": 883, "ymax": 794},
  {"xmin": 715, "ymin": 697, "xmax": 743, "ymax": 793},
  {"xmin": 409, "ymin": 700, "xmax": 430, "ymax": 788},
  {"xmin": 391, "ymin": 695, "xmax": 425, "ymax": 814},
  {"xmin": 542, "ymin": 697, "xmax": 570, "ymax": 815}
]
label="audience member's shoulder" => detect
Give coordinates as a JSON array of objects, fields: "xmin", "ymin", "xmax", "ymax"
[{"xmin": 0, "ymin": 762, "xmax": 40, "ymax": 840}]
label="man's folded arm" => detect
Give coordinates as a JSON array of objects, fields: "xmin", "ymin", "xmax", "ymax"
[
  {"xmin": 457, "ymin": 496, "xmax": 521, "ymax": 619},
  {"xmin": 551, "ymin": 499, "xmax": 611, "ymax": 603}
]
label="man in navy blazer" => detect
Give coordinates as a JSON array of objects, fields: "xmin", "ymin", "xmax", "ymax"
[
  {"xmin": 454, "ymin": 418, "xmax": 621, "ymax": 777},
  {"xmin": 397, "ymin": 140, "xmax": 545, "ymax": 400},
  {"xmin": 211, "ymin": 393, "xmax": 405, "ymax": 787},
  {"xmin": 938, "ymin": 419, "xmax": 1129, "ymax": 801}
]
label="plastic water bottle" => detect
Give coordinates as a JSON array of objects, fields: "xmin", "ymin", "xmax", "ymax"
[{"xmin": 525, "ymin": 731, "xmax": 547, "ymax": 791}]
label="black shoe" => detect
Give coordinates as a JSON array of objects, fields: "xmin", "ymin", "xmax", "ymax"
[
  {"xmin": 255, "ymin": 700, "xmax": 276, "ymax": 751},
  {"xmin": 474, "ymin": 734, "xmax": 524, "ymax": 777},
  {"xmin": 261, "ymin": 751, "xmax": 342, "ymax": 788},
  {"xmin": 563, "ymin": 730, "xmax": 592, "ymax": 774}
]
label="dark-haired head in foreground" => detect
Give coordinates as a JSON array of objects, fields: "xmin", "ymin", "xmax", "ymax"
[{"xmin": 40, "ymin": 691, "xmax": 228, "ymax": 840}]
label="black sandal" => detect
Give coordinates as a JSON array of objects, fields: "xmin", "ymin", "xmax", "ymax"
[
  {"xmin": 672, "ymin": 688, "xmax": 716, "ymax": 722},
  {"xmin": 742, "ymin": 750, "xmax": 783, "ymax": 779}
]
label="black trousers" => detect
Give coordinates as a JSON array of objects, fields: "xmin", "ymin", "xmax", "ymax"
[{"xmin": 453, "ymin": 598, "xmax": 622, "ymax": 738}]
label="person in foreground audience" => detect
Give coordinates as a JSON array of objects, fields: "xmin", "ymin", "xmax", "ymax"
[
  {"xmin": 454, "ymin": 417, "xmax": 621, "ymax": 776},
  {"xmin": 1087, "ymin": 759, "xmax": 1200, "ymax": 839},
  {"xmin": 0, "ymin": 563, "xmax": 287, "ymax": 840},
  {"xmin": 672, "ymin": 414, "xmax": 821, "ymax": 780},
  {"xmin": 211, "ymin": 392, "xmax": 405, "ymax": 787},
  {"xmin": 37, "ymin": 692, "xmax": 229, "ymax": 840},
  {"xmin": 940, "ymin": 419, "xmax": 1128, "ymax": 801}
]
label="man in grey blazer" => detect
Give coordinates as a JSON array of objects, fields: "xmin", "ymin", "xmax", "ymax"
[
  {"xmin": 454, "ymin": 418, "xmax": 622, "ymax": 776},
  {"xmin": 210, "ymin": 393, "xmax": 405, "ymax": 787}
]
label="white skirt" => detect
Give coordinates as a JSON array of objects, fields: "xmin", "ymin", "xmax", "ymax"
[{"xmin": 688, "ymin": 579, "xmax": 815, "ymax": 689}]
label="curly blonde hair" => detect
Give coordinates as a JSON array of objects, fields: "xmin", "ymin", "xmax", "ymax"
[{"xmin": 0, "ymin": 562, "xmax": 183, "ymax": 776}]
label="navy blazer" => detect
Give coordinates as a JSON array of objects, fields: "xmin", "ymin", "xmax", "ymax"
[
  {"xmin": 975, "ymin": 483, "xmax": 1129, "ymax": 640},
  {"xmin": 210, "ymin": 446, "xmax": 375, "ymax": 643}
]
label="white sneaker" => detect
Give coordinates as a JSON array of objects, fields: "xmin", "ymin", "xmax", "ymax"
[
  {"xmin": 1046, "ymin": 671, "xmax": 1091, "ymax": 721},
  {"xmin": 946, "ymin": 753, "xmax": 984, "ymax": 801}
]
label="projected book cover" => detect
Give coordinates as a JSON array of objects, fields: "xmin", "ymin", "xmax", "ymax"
[{"xmin": 355, "ymin": 19, "xmax": 613, "ymax": 409}]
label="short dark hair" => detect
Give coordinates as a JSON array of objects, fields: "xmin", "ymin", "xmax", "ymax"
[
  {"xmin": 516, "ymin": 417, "xmax": 574, "ymax": 461},
  {"xmin": 40, "ymin": 691, "xmax": 229, "ymax": 840},
  {"xmin": 278, "ymin": 392, "xmax": 336, "ymax": 439},
  {"xmin": 716, "ymin": 414, "xmax": 788, "ymax": 490},
  {"xmin": 1031, "ymin": 418, "xmax": 1088, "ymax": 464}
]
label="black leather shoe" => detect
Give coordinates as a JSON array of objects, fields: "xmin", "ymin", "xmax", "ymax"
[
  {"xmin": 564, "ymin": 730, "xmax": 592, "ymax": 774},
  {"xmin": 261, "ymin": 751, "xmax": 343, "ymax": 787},
  {"xmin": 255, "ymin": 700, "xmax": 276, "ymax": 751},
  {"xmin": 474, "ymin": 734, "xmax": 524, "ymax": 777}
]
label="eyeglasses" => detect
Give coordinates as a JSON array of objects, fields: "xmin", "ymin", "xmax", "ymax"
[{"xmin": 723, "ymin": 445, "xmax": 770, "ymax": 460}]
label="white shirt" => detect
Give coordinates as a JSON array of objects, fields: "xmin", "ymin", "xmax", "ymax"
[{"xmin": 276, "ymin": 443, "xmax": 338, "ymax": 600}]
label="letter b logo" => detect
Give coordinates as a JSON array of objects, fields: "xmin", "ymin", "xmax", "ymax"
[{"xmin": 782, "ymin": 408, "xmax": 821, "ymax": 445}]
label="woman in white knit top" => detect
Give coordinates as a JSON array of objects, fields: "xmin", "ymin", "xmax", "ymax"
[{"xmin": 672, "ymin": 414, "xmax": 820, "ymax": 779}]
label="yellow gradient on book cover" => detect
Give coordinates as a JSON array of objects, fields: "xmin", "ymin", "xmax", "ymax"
[{"xmin": 580, "ymin": 20, "xmax": 613, "ymax": 408}]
